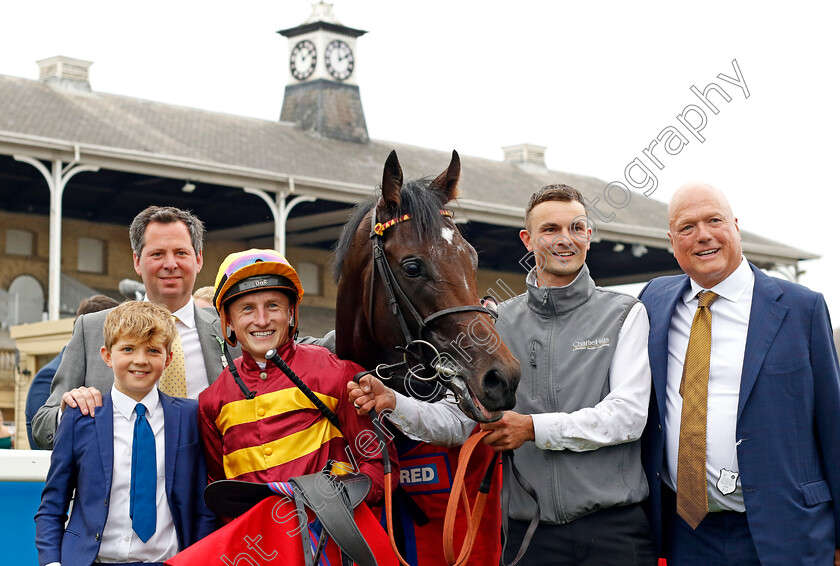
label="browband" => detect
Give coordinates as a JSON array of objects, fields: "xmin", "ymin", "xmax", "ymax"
[{"xmin": 372, "ymin": 209, "xmax": 453, "ymax": 237}]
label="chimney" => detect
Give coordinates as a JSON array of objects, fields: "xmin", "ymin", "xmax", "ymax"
[
  {"xmin": 502, "ymin": 143, "xmax": 546, "ymax": 167},
  {"xmin": 36, "ymin": 56, "xmax": 93, "ymax": 91}
]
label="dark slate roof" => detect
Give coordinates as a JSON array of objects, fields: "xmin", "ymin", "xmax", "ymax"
[{"xmin": 0, "ymin": 72, "xmax": 815, "ymax": 265}]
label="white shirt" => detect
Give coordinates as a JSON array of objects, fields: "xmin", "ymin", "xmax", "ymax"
[
  {"xmin": 389, "ymin": 301, "xmax": 652, "ymax": 453},
  {"xmin": 663, "ymin": 257, "xmax": 753, "ymax": 512},
  {"xmin": 392, "ymin": 391, "xmax": 475, "ymax": 447},
  {"xmin": 147, "ymin": 297, "xmax": 209, "ymax": 399},
  {"xmin": 97, "ymin": 386, "xmax": 179, "ymax": 563}
]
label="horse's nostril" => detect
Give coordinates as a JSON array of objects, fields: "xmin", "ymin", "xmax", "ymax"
[
  {"xmin": 482, "ymin": 370, "xmax": 508, "ymax": 410},
  {"xmin": 480, "ymin": 367, "xmax": 519, "ymax": 411}
]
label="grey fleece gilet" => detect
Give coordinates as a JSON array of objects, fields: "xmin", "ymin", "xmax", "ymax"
[{"xmin": 497, "ymin": 264, "xmax": 648, "ymax": 524}]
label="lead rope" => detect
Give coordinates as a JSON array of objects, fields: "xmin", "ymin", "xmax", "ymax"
[
  {"xmin": 353, "ymin": 373, "xmax": 499, "ymax": 566},
  {"xmin": 351, "ymin": 370, "xmax": 540, "ymax": 566},
  {"xmin": 442, "ymin": 430, "xmax": 499, "ymax": 565},
  {"xmin": 440, "ymin": 432, "xmax": 540, "ymax": 566}
]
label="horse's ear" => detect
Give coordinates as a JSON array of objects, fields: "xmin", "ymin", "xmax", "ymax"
[
  {"xmin": 380, "ymin": 150, "xmax": 403, "ymax": 208},
  {"xmin": 429, "ymin": 150, "xmax": 461, "ymax": 203}
]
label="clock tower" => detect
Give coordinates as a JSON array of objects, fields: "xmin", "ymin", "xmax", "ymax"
[{"xmin": 278, "ymin": 2, "xmax": 369, "ymax": 143}]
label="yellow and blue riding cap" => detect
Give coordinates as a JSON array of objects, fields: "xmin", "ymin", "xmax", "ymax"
[{"xmin": 213, "ymin": 249, "xmax": 304, "ymax": 346}]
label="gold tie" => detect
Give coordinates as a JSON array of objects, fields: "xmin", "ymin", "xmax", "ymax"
[
  {"xmin": 676, "ymin": 290, "xmax": 719, "ymax": 529},
  {"xmin": 159, "ymin": 316, "xmax": 188, "ymax": 397}
]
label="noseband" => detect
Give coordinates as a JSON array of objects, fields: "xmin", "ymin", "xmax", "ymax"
[{"xmin": 368, "ymin": 205, "xmax": 496, "ymax": 382}]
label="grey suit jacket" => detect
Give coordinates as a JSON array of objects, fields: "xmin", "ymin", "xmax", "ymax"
[{"xmin": 31, "ymin": 303, "xmax": 237, "ymax": 449}]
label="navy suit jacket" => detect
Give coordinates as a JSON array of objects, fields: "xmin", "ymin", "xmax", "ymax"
[
  {"xmin": 639, "ymin": 264, "xmax": 840, "ymax": 566},
  {"xmin": 35, "ymin": 391, "xmax": 215, "ymax": 566}
]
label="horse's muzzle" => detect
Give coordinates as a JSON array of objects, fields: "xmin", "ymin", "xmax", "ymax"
[{"xmin": 480, "ymin": 367, "xmax": 519, "ymax": 412}]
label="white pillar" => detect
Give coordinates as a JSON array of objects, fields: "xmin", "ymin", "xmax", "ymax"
[
  {"xmin": 13, "ymin": 156, "xmax": 99, "ymax": 320},
  {"xmin": 243, "ymin": 183, "xmax": 315, "ymax": 256}
]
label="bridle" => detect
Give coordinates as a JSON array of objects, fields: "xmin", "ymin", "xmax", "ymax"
[{"xmin": 367, "ymin": 205, "xmax": 497, "ymax": 385}]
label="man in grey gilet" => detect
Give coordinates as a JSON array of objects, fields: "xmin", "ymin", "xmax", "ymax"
[{"xmin": 349, "ymin": 184, "xmax": 656, "ymax": 565}]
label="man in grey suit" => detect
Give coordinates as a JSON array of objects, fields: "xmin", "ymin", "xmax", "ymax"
[{"xmin": 32, "ymin": 206, "xmax": 233, "ymax": 449}]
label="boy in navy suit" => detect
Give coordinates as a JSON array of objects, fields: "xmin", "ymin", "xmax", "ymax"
[{"xmin": 35, "ymin": 301, "xmax": 215, "ymax": 566}]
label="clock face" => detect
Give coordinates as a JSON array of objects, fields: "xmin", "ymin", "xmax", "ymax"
[
  {"xmin": 325, "ymin": 39, "xmax": 354, "ymax": 81},
  {"xmin": 290, "ymin": 39, "xmax": 317, "ymax": 81}
]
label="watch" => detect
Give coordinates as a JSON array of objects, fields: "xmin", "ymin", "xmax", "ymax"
[
  {"xmin": 290, "ymin": 39, "xmax": 317, "ymax": 81},
  {"xmin": 325, "ymin": 39, "xmax": 354, "ymax": 80}
]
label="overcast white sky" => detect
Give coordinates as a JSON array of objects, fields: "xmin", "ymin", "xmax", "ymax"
[{"xmin": 2, "ymin": 1, "xmax": 838, "ymax": 324}]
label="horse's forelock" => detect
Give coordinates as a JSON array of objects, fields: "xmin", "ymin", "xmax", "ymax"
[
  {"xmin": 395, "ymin": 177, "xmax": 451, "ymax": 239},
  {"xmin": 331, "ymin": 178, "xmax": 455, "ymax": 283}
]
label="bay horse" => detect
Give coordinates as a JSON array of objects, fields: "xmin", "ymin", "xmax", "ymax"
[
  {"xmin": 332, "ymin": 150, "xmax": 521, "ymax": 565},
  {"xmin": 333, "ymin": 149, "xmax": 520, "ymax": 420}
]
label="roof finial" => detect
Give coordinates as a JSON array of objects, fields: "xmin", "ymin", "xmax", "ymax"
[{"xmin": 304, "ymin": 1, "xmax": 341, "ymax": 24}]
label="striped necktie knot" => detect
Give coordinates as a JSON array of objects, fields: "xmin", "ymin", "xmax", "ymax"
[{"xmin": 697, "ymin": 290, "xmax": 719, "ymax": 309}]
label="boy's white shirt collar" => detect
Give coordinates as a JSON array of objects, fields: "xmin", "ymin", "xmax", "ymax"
[{"xmin": 111, "ymin": 385, "xmax": 161, "ymax": 420}]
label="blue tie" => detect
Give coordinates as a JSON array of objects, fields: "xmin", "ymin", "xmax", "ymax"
[{"xmin": 130, "ymin": 403, "xmax": 156, "ymax": 542}]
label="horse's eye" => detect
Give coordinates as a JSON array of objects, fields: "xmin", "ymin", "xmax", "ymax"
[{"xmin": 401, "ymin": 260, "xmax": 422, "ymax": 277}]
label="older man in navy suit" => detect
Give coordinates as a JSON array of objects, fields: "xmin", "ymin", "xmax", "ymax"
[{"xmin": 640, "ymin": 182, "xmax": 840, "ymax": 566}]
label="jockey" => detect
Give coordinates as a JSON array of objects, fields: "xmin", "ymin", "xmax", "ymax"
[
  {"xmin": 167, "ymin": 249, "xmax": 399, "ymax": 565},
  {"xmin": 198, "ymin": 248, "xmax": 398, "ymax": 503}
]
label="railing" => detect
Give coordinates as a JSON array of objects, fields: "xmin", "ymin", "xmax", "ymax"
[
  {"xmin": 1, "ymin": 274, "xmax": 101, "ymax": 329},
  {"xmin": 0, "ymin": 347, "xmax": 14, "ymax": 380},
  {"xmin": 59, "ymin": 273, "xmax": 101, "ymax": 317},
  {"xmin": 0, "ymin": 288, "xmax": 42, "ymax": 329}
]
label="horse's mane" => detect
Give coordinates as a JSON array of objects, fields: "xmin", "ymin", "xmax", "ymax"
[{"xmin": 332, "ymin": 177, "xmax": 450, "ymax": 283}]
